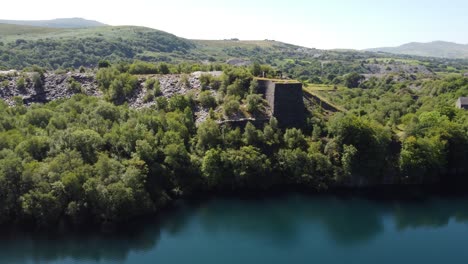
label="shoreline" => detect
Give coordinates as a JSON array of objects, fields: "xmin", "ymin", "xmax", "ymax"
[{"xmin": 2, "ymin": 182, "xmax": 468, "ymax": 234}]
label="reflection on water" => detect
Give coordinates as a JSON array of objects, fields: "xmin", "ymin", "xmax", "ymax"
[{"xmin": 1, "ymin": 194, "xmax": 468, "ymax": 263}]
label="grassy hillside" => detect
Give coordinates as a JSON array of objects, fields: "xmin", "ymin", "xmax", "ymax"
[
  {"xmin": 367, "ymin": 41, "xmax": 468, "ymax": 59},
  {"xmin": 0, "ymin": 25, "xmax": 195, "ymax": 68},
  {"xmin": 0, "ymin": 23, "xmax": 64, "ymax": 38},
  {"xmin": 1, "ymin": 24, "xmax": 468, "ymax": 82},
  {"xmin": 0, "ymin": 18, "xmax": 106, "ymax": 28}
]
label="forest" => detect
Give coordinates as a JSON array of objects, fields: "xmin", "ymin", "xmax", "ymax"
[
  {"xmin": 0, "ymin": 59, "xmax": 467, "ymax": 229},
  {"xmin": 1, "ymin": 24, "xmax": 468, "ymax": 228}
]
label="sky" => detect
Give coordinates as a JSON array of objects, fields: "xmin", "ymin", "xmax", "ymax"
[{"xmin": 2, "ymin": 0, "xmax": 468, "ymax": 50}]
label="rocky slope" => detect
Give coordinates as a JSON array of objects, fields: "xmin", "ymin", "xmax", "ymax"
[
  {"xmin": 0, "ymin": 70, "xmax": 269, "ymax": 125},
  {"xmin": 0, "ymin": 71, "xmax": 100, "ymax": 105}
]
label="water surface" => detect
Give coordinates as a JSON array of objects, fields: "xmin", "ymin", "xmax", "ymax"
[{"xmin": 1, "ymin": 194, "xmax": 468, "ymax": 264}]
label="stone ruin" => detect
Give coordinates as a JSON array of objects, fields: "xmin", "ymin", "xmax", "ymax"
[{"xmin": 256, "ymin": 78, "xmax": 306, "ymax": 128}]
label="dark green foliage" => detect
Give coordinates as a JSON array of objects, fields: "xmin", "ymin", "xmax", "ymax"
[
  {"xmin": 98, "ymin": 60, "xmax": 110, "ymax": 68},
  {"xmin": 25, "ymin": 108, "xmax": 53, "ymax": 128},
  {"xmin": 251, "ymin": 62, "xmax": 262, "ymax": 77},
  {"xmin": 246, "ymin": 94, "xmax": 264, "ymax": 114},
  {"xmin": 283, "ymin": 128, "xmax": 307, "ymax": 150},
  {"xmin": 196, "ymin": 119, "xmax": 221, "ymax": 151},
  {"xmin": 199, "ymin": 74, "xmax": 213, "ymax": 90},
  {"xmin": 68, "ymin": 78, "xmax": 82, "ymax": 93},
  {"xmin": 223, "ymin": 96, "xmax": 240, "ymax": 117},
  {"xmin": 128, "ymin": 61, "xmax": 158, "ymax": 74},
  {"xmin": 344, "ymin": 72, "xmax": 365, "ymax": 88},
  {"xmin": 249, "ymin": 79, "xmax": 259, "ymax": 94},
  {"xmin": 159, "ymin": 63, "xmax": 170, "ymax": 74},
  {"xmin": 32, "ymin": 73, "xmax": 43, "ymax": 89},
  {"xmin": 0, "ymin": 26, "xmax": 195, "ymax": 69},
  {"xmin": 243, "ymin": 122, "xmax": 263, "ymax": 146},
  {"xmin": 0, "ymin": 46, "xmax": 467, "ymax": 230},
  {"xmin": 202, "ymin": 146, "xmax": 272, "ymax": 190},
  {"xmin": 168, "ymin": 95, "xmax": 191, "ymax": 112},
  {"xmin": 96, "ymin": 68, "xmax": 138, "ymax": 104},
  {"xmin": 328, "ymin": 114, "xmax": 391, "ymax": 184},
  {"xmin": 16, "ymin": 77, "xmax": 25, "ymax": 89},
  {"xmin": 198, "ymin": 91, "xmax": 217, "ymax": 109}
]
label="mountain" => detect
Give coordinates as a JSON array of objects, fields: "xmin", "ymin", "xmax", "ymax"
[
  {"xmin": 367, "ymin": 41, "xmax": 468, "ymax": 59},
  {"xmin": 2, "ymin": 21, "xmax": 463, "ymax": 80},
  {"xmin": 0, "ymin": 18, "xmax": 107, "ymax": 28},
  {"xmin": 0, "ymin": 24, "xmax": 197, "ymax": 68},
  {"xmin": 0, "ymin": 23, "xmax": 323, "ymax": 69}
]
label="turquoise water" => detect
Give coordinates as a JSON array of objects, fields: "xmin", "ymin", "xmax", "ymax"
[{"xmin": 1, "ymin": 194, "xmax": 468, "ymax": 264}]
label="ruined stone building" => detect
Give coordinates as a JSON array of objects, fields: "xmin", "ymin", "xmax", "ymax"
[
  {"xmin": 456, "ymin": 97, "xmax": 468, "ymax": 109},
  {"xmin": 256, "ymin": 78, "xmax": 306, "ymax": 127}
]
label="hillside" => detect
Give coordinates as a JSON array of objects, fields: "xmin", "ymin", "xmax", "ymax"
[
  {"xmin": 1, "ymin": 23, "xmax": 468, "ymax": 80},
  {"xmin": 367, "ymin": 41, "xmax": 468, "ymax": 59},
  {"xmin": 0, "ymin": 18, "xmax": 106, "ymax": 28},
  {"xmin": 0, "ymin": 20, "xmax": 468, "ymax": 232},
  {"xmin": 0, "ymin": 25, "xmax": 195, "ymax": 68}
]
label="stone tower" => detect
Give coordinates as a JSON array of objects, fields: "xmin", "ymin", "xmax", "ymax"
[{"xmin": 256, "ymin": 79, "xmax": 305, "ymax": 128}]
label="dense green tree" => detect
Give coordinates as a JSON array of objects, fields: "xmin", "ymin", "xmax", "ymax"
[
  {"xmin": 344, "ymin": 72, "xmax": 364, "ymax": 88},
  {"xmin": 246, "ymin": 94, "xmax": 264, "ymax": 114},
  {"xmin": 283, "ymin": 128, "xmax": 307, "ymax": 150},
  {"xmin": 0, "ymin": 60, "xmax": 466, "ymax": 229},
  {"xmin": 400, "ymin": 136, "xmax": 446, "ymax": 183},
  {"xmin": 196, "ymin": 119, "xmax": 221, "ymax": 151},
  {"xmin": 128, "ymin": 61, "xmax": 158, "ymax": 74},
  {"xmin": 223, "ymin": 96, "xmax": 240, "ymax": 117},
  {"xmin": 198, "ymin": 91, "xmax": 217, "ymax": 109},
  {"xmin": 243, "ymin": 122, "xmax": 263, "ymax": 146}
]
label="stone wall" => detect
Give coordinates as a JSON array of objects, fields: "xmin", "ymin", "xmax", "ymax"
[{"xmin": 257, "ymin": 79, "xmax": 305, "ymax": 128}]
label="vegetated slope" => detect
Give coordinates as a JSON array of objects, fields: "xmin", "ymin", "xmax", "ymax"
[
  {"xmin": 0, "ymin": 25, "xmax": 196, "ymax": 69},
  {"xmin": 2, "ymin": 23, "xmax": 468, "ymax": 82},
  {"xmin": 0, "ymin": 18, "xmax": 107, "ymax": 28},
  {"xmin": 191, "ymin": 39, "xmax": 319, "ymax": 62},
  {"xmin": 1, "ymin": 37, "xmax": 468, "ymax": 229},
  {"xmin": 367, "ymin": 41, "xmax": 468, "ymax": 59},
  {"xmin": 0, "ymin": 24, "xmax": 322, "ymax": 69},
  {"xmin": 0, "ymin": 23, "xmax": 64, "ymax": 37}
]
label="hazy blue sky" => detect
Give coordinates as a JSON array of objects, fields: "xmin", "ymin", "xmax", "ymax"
[{"xmin": 2, "ymin": 0, "xmax": 467, "ymax": 49}]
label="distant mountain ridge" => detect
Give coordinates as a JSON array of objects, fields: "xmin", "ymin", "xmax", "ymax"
[
  {"xmin": 367, "ymin": 41, "xmax": 468, "ymax": 59},
  {"xmin": 0, "ymin": 18, "xmax": 107, "ymax": 28}
]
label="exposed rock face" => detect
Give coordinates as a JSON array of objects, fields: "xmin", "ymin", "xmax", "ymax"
[
  {"xmin": 0, "ymin": 72, "xmax": 212, "ymax": 108},
  {"xmin": 226, "ymin": 58, "xmax": 251, "ymax": 66},
  {"xmin": 0, "ymin": 72, "xmax": 100, "ymax": 106},
  {"xmin": 130, "ymin": 73, "xmax": 203, "ymax": 109},
  {"xmin": 363, "ymin": 63, "xmax": 433, "ymax": 78},
  {"xmin": 0, "ymin": 71, "xmax": 278, "ymax": 126}
]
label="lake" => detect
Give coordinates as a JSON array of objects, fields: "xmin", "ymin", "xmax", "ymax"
[{"xmin": 1, "ymin": 193, "xmax": 468, "ymax": 264}]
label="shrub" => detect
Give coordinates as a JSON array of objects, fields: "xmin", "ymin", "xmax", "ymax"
[
  {"xmin": 223, "ymin": 97, "xmax": 240, "ymax": 117},
  {"xmin": 198, "ymin": 91, "xmax": 217, "ymax": 109},
  {"xmin": 17, "ymin": 77, "xmax": 25, "ymax": 90},
  {"xmin": 246, "ymin": 94, "xmax": 264, "ymax": 114},
  {"xmin": 68, "ymin": 78, "xmax": 82, "ymax": 93},
  {"xmin": 98, "ymin": 60, "xmax": 110, "ymax": 68},
  {"xmin": 32, "ymin": 73, "xmax": 43, "ymax": 89},
  {"xmin": 159, "ymin": 63, "xmax": 170, "ymax": 74},
  {"xmin": 199, "ymin": 74, "xmax": 212, "ymax": 90},
  {"xmin": 145, "ymin": 78, "xmax": 156, "ymax": 89},
  {"xmin": 144, "ymin": 91, "xmax": 154, "ymax": 103},
  {"xmin": 180, "ymin": 74, "xmax": 190, "ymax": 87},
  {"xmin": 129, "ymin": 61, "xmax": 158, "ymax": 74}
]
